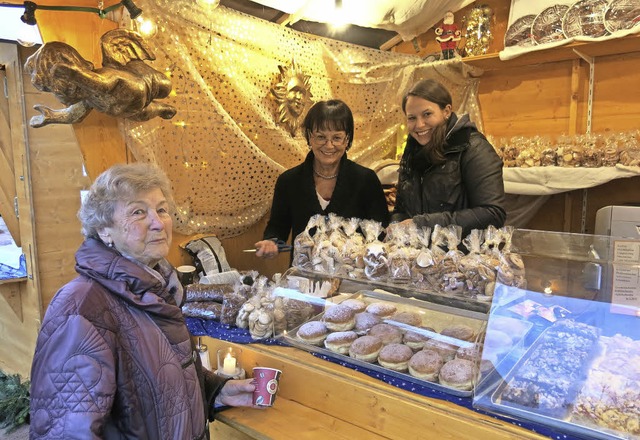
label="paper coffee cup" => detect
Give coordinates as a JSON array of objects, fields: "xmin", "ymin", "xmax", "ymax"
[
  {"xmin": 252, "ymin": 367, "xmax": 282, "ymax": 407},
  {"xmin": 176, "ymin": 265, "xmax": 196, "ymax": 286}
]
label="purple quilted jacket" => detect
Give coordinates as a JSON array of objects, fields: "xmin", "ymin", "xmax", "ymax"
[{"xmin": 30, "ymin": 238, "xmax": 227, "ymax": 439}]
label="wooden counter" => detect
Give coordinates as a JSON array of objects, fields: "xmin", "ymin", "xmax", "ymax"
[{"xmin": 203, "ymin": 338, "xmax": 548, "ymax": 440}]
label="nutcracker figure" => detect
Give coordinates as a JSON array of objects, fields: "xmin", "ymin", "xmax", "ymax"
[{"xmin": 435, "ymin": 10, "xmax": 461, "ymax": 60}]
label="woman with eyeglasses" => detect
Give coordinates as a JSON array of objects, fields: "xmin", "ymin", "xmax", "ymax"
[
  {"xmin": 254, "ymin": 99, "xmax": 389, "ymax": 259},
  {"xmin": 390, "ymin": 79, "xmax": 506, "ymax": 237}
]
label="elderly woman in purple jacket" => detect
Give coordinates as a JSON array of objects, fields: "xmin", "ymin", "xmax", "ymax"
[{"xmin": 29, "ymin": 163, "xmax": 260, "ymax": 439}]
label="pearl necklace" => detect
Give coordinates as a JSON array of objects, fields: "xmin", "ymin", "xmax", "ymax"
[{"xmin": 313, "ymin": 168, "xmax": 338, "ymax": 180}]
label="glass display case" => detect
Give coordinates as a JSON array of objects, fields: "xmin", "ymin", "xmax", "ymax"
[
  {"xmin": 272, "ymin": 229, "xmax": 640, "ymax": 438},
  {"xmin": 474, "ymin": 230, "xmax": 640, "ymax": 440}
]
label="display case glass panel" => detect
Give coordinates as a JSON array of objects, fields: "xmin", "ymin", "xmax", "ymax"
[{"xmin": 474, "ymin": 230, "xmax": 640, "ymax": 440}]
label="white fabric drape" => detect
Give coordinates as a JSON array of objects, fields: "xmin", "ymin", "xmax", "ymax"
[{"xmin": 251, "ymin": 0, "xmax": 476, "ymax": 41}]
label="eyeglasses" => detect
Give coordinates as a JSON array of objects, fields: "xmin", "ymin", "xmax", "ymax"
[{"xmin": 310, "ymin": 133, "xmax": 348, "ymax": 146}]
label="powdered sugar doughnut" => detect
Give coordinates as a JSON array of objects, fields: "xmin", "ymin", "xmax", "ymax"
[
  {"xmin": 349, "ymin": 335, "xmax": 383, "ymax": 362},
  {"xmin": 297, "ymin": 321, "xmax": 328, "ymax": 346},
  {"xmin": 365, "ymin": 302, "xmax": 397, "ymax": 318},
  {"xmin": 378, "ymin": 343, "xmax": 413, "ymax": 372},
  {"xmin": 322, "ymin": 304, "xmax": 356, "ymax": 331},
  {"xmin": 369, "ymin": 323, "xmax": 403, "ymax": 345},
  {"xmin": 340, "ymin": 298, "xmax": 367, "ymax": 313},
  {"xmin": 354, "ymin": 312, "xmax": 382, "ymax": 335},
  {"xmin": 324, "ymin": 330, "xmax": 358, "ymax": 354}
]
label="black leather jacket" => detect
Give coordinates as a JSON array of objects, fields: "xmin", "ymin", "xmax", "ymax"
[{"xmin": 391, "ymin": 113, "xmax": 506, "ymax": 236}]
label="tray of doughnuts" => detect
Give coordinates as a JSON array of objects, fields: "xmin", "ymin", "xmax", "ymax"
[{"xmin": 282, "ymin": 289, "xmax": 488, "ymax": 397}]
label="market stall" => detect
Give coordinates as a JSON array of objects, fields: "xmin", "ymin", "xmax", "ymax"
[
  {"xmin": 1, "ymin": 0, "xmax": 640, "ymax": 438},
  {"xmin": 181, "ymin": 223, "xmax": 640, "ymax": 440}
]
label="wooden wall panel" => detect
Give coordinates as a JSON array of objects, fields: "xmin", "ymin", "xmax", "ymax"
[
  {"xmin": 477, "ymin": 54, "xmax": 640, "ymax": 233},
  {"xmin": 0, "ymin": 68, "xmax": 21, "ymax": 244},
  {"xmin": 21, "ymin": 46, "xmax": 89, "ymax": 311},
  {"xmin": 74, "ymin": 111, "xmax": 129, "ymax": 180},
  {"xmin": 0, "ymin": 44, "xmax": 40, "ymax": 377},
  {"xmin": 591, "ymin": 52, "xmax": 640, "ymax": 133},
  {"xmin": 479, "ymin": 62, "xmax": 582, "ymax": 138}
]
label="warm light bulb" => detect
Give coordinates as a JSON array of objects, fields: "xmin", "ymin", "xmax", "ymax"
[
  {"xmin": 328, "ymin": 0, "xmax": 349, "ymax": 31},
  {"xmin": 135, "ymin": 16, "xmax": 157, "ymax": 38}
]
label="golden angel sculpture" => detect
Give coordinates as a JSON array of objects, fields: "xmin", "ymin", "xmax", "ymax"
[{"xmin": 24, "ymin": 29, "xmax": 176, "ymax": 128}]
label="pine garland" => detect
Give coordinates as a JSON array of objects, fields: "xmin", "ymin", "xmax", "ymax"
[{"xmin": 0, "ymin": 370, "xmax": 30, "ymax": 433}]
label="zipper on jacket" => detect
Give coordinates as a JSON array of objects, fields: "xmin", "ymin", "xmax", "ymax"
[{"xmin": 182, "ymin": 351, "xmax": 196, "ymax": 369}]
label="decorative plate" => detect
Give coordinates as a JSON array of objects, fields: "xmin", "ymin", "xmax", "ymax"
[
  {"xmin": 562, "ymin": 0, "xmax": 609, "ymax": 38},
  {"xmin": 603, "ymin": 0, "xmax": 640, "ymax": 33},
  {"xmin": 532, "ymin": 5, "xmax": 570, "ymax": 45},
  {"xmin": 504, "ymin": 14, "xmax": 536, "ymax": 47}
]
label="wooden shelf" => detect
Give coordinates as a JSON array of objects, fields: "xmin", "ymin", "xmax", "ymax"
[
  {"xmin": 463, "ymin": 33, "xmax": 640, "ymax": 70},
  {"xmin": 0, "ymin": 276, "xmax": 27, "ymax": 285},
  {"xmin": 204, "ymin": 339, "xmax": 548, "ymax": 440}
]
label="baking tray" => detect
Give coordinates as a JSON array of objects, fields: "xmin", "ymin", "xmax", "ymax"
[
  {"xmin": 281, "ymin": 290, "xmax": 488, "ymax": 398},
  {"xmin": 485, "ymin": 324, "xmax": 631, "ymax": 440}
]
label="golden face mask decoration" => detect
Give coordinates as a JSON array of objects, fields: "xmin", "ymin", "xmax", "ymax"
[{"xmin": 270, "ymin": 59, "xmax": 312, "ymax": 136}]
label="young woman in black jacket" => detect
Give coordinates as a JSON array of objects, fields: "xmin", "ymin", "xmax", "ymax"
[{"xmin": 390, "ymin": 79, "xmax": 506, "ymax": 237}]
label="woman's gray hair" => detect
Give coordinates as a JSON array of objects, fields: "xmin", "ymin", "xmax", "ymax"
[{"xmin": 78, "ymin": 163, "xmax": 174, "ymax": 238}]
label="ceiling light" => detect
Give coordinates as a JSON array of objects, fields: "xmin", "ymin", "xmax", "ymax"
[
  {"xmin": 134, "ymin": 15, "xmax": 157, "ymax": 38},
  {"xmin": 16, "ymin": 21, "xmax": 41, "ymax": 46}
]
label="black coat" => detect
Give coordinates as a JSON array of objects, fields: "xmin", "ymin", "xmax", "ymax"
[
  {"xmin": 391, "ymin": 113, "xmax": 506, "ymax": 236},
  {"xmin": 263, "ymin": 152, "xmax": 389, "ymax": 245}
]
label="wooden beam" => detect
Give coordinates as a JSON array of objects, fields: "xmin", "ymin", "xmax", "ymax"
[
  {"xmin": 276, "ymin": 13, "xmax": 291, "ymax": 25},
  {"xmin": 380, "ymin": 34, "xmax": 403, "ymax": 51}
]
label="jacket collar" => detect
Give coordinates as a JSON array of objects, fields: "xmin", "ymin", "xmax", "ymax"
[
  {"xmin": 75, "ymin": 237, "xmax": 184, "ymax": 317},
  {"xmin": 444, "ymin": 113, "xmax": 476, "ymax": 154}
]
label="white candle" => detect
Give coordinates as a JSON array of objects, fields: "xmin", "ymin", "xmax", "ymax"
[{"xmin": 222, "ymin": 354, "xmax": 236, "ymax": 375}]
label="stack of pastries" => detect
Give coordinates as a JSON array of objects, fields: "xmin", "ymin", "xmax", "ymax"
[
  {"xmin": 292, "ymin": 214, "xmax": 525, "ymax": 303},
  {"xmin": 293, "ymin": 296, "xmax": 486, "ymax": 393},
  {"xmin": 499, "ymin": 320, "xmax": 600, "ymax": 415},
  {"xmin": 571, "ymin": 334, "xmax": 640, "ymax": 437}
]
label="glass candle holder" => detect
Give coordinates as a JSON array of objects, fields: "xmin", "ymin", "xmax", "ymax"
[{"xmin": 215, "ymin": 347, "xmax": 246, "ymax": 379}]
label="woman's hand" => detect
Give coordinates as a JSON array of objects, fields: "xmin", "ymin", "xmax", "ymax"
[
  {"xmin": 215, "ymin": 378, "xmax": 264, "ymax": 408},
  {"xmin": 254, "ymin": 240, "xmax": 279, "ymax": 259}
]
